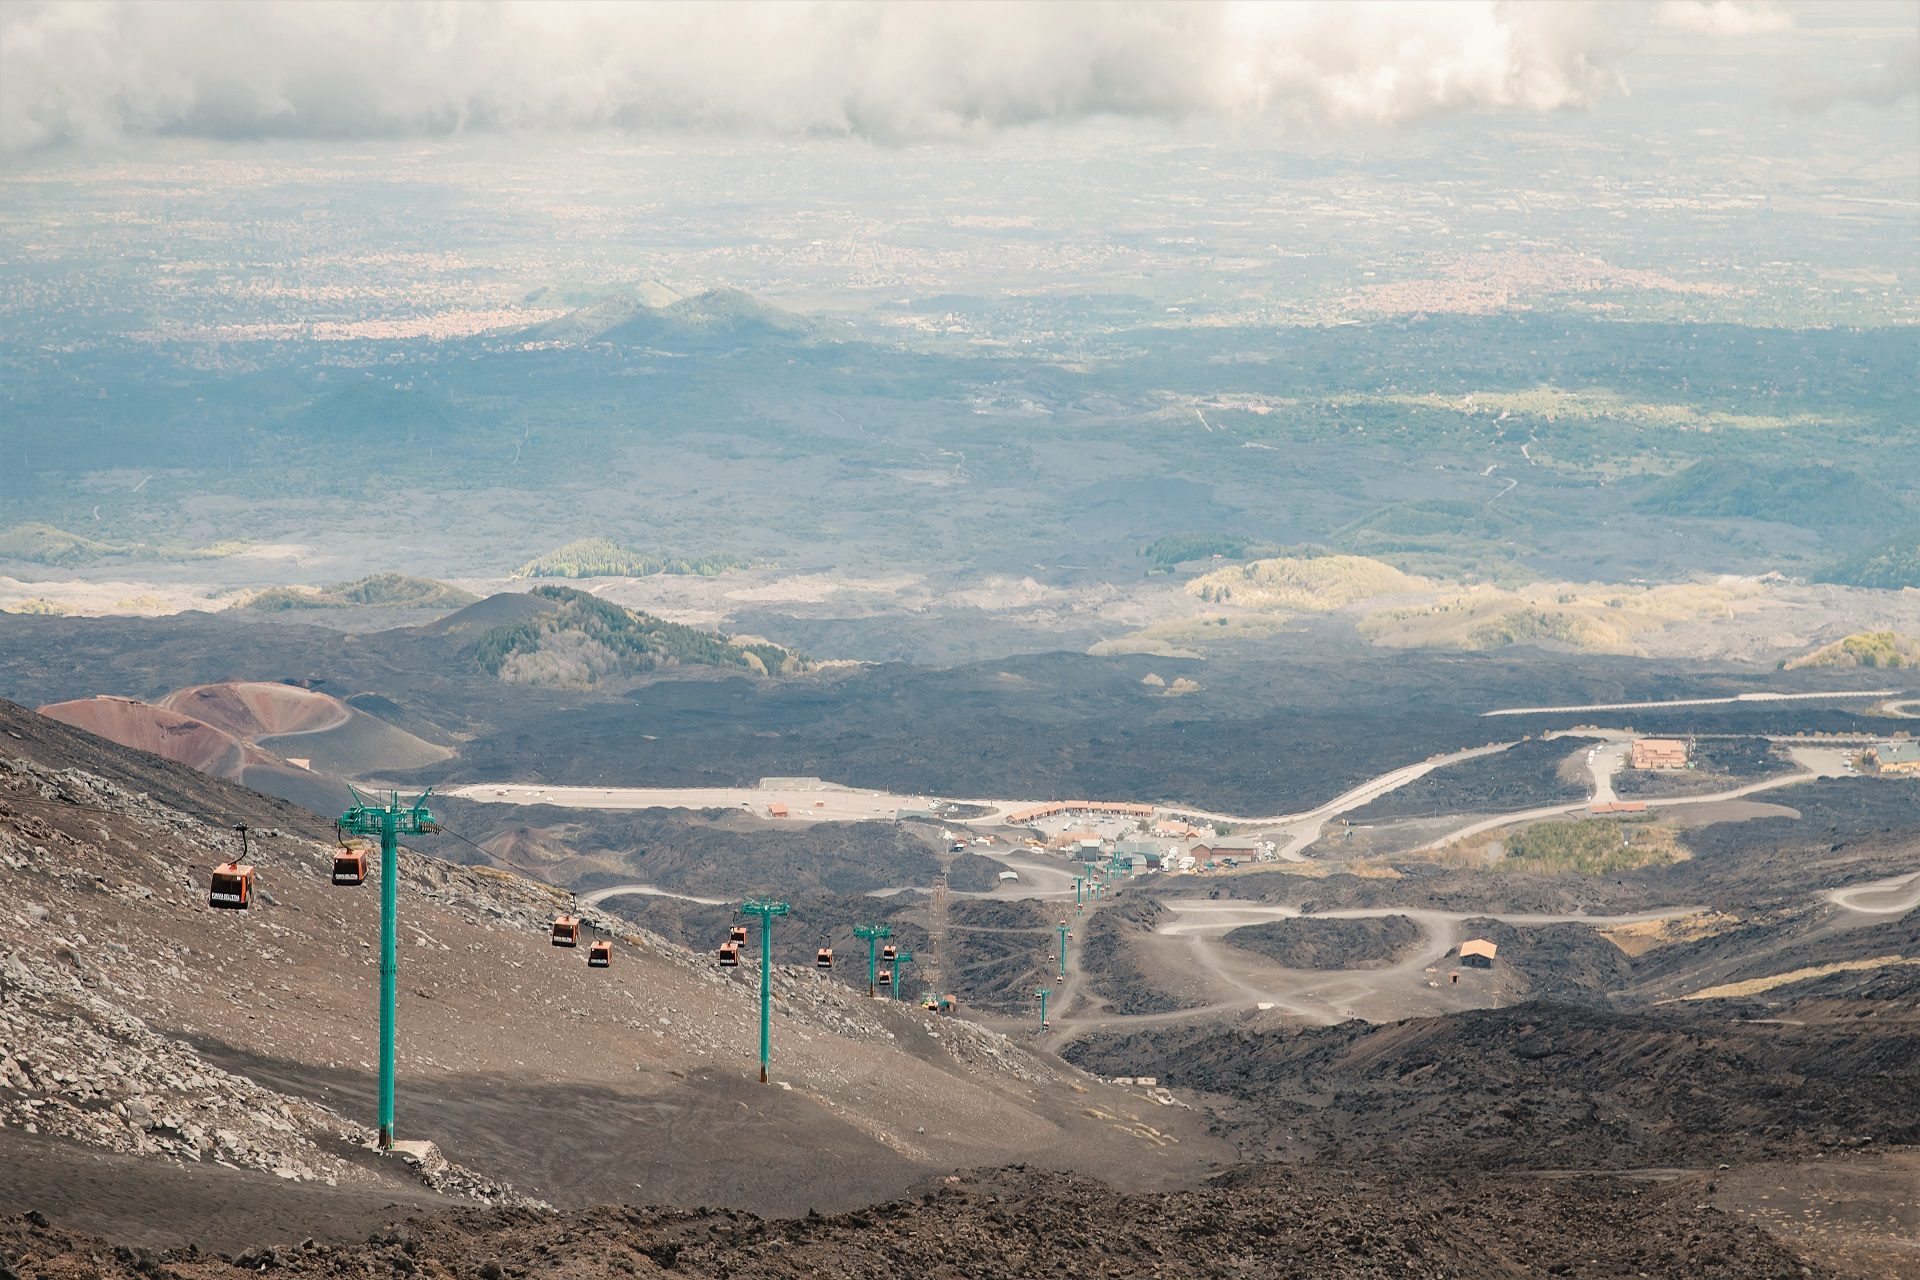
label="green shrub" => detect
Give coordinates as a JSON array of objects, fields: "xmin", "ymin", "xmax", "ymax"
[{"xmin": 516, "ymin": 537, "xmax": 749, "ymax": 579}]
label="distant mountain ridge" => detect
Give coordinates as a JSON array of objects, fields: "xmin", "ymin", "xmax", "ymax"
[{"xmin": 516, "ymin": 286, "xmax": 838, "ymax": 348}]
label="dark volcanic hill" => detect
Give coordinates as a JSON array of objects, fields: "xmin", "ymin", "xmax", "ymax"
[
  {"xmin": 1065, "ymin": 996, "xmax": 1920, "ymax": 1169},
  {"xmin": 517, "ymin": 287, "xmax": 838, "ymax": 350}
]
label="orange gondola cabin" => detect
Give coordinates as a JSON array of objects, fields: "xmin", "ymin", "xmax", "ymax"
[
  {"xmin": 587, "ymin": 939, "xmax": 612, "ymax": 968},
  {"xmin": 881, "ymin": 943, "xmax": 898, "ymax": 962},
  {"xmin": 331, "ymin": 848, "xmax": 368, "ymax": 886},
  {"xmin": 815, "ymin": 944, "xmax": 834, "ymax": 970},
  {"xmin": 717, "ymin": 942, "xmax": 740, "ymax": 967},
  {"xmin": 551, "ymin": 915, "xmax": 581, "ymax": 947},
  {"xmin": 208, "ymin": 862, "xmax": 255, "ymax": 910},
  {"xmin": 876, "ymin": 967, "xmax": 893, "ymax": 989},
  {"xmin": 729, "ymin": 924, "xmax": 749, "ymax": 946}
]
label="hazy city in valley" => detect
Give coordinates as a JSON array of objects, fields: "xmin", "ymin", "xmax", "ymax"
[{"xmin": 2, "ymin": 2, "xmax": 1917, "ymax": 1276}]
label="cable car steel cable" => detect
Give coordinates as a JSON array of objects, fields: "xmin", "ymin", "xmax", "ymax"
[{"xmin": 5, "ymin": 780, "xmax": 625, "ymax": 970}]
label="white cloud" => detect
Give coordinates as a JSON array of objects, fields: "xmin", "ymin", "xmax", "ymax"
[
  {"xmin": 1781, "ymin": 30, "xmax": 1920, "ymax": 111},
  {"xmin": 0, "ymin": 0, "xmax": 1636, "ymax": 154},
  {"xmin": 1651, "ymin": 2, "xmax": 1793, "ymax": 36}
]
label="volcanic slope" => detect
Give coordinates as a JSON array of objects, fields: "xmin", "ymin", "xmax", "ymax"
[
  {"xmin": 1065, "ymin": 986, "xmax": 1920, "ymax": 1171},
  {"xmin": 7, "ymin": 1162, "xmax": 1825, "ymax": 1280},
  {"xmin": 0, "ymin": 698, "xmax": 1226, "ymax": 1242},
  {"xmin": 0, "ymin": 702, "xmax": 1874, "ymax": 1278}
]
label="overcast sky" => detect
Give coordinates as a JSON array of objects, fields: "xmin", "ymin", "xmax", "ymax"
[{"xmin": 1, "ymin": 0, "xmax": 1915, "ymax": 156}]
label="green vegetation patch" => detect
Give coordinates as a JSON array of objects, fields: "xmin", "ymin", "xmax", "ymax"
[
  {"xmin": 1337, "ymin": 500, "xmax": 1520, "ymax": 543},
  {"xmin": 290, "ymin": 383, "xmax": 456, "ymax": 441},
  {"xmin": 1636, "ymin": 460, "xmax": 1910, "ymax": 533},
  {"xmin": 1817, "ymin": 529, "xmax": 1920, "ymax": 590},
  {"xmin": 1360, "ymin": 579, "xmax": 1761, "ymax": 656},
  {"xmin": 0, "ymin": 524, "xmax": 249, "ymax": 567},
  {"xmin": 517, "ymin": 538, "xmax": 751, "ymax": 580},
  {"xmin": 1, "ymin": 597, "xmax": 78, "ymax": 616},
  {"xmin": 1188, "ymin": 553, "xmax": 1427, "ymax": 611},
  {"xmin": 1502, "ymin": 818, "xmax": 1682, "ymax": 875},
  {"xmin": 331, "ymin": 573, "xmax": 479, "ymax": 608},
  {"xmin": 1331, "ymin": 501, "xmax": 1531, "ymax": 580},
  {"xmin": 1782, "ymin": 630, "xmax": 1920, "ymax": 670},
  {"xmin": 474, "ymin": 585, "xmax": 807, "ymax": 687},
  {"xmin": 1142, "ymin": 532, "xmax": 1281, "ymax": 571},
  {"xmin": 241, "ymin": 574, "xmax": 479, "ymax": 612},
  {"xmin": 0, "ymin": 522, "xmax": 125, "ymax": 567},
  {"xmin": 242, "ymin": 587, "xmax": 344, "ymax": 611}
]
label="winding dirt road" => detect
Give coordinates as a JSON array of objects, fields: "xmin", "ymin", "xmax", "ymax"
[
  {"xmin": 581, "ymin": 884, "xmax": 731, "ymax": 908},
  {"xmin": 1043, "ymin": 898, "xmax": 1698, "ymax": 1035},
  {"xmin": 1824, "ymin": 870, "xmax": 1920, "ymax": 917}
]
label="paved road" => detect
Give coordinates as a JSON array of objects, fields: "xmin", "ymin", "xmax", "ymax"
[
  {"xmin": 1423, "ymin": 745, "xmax": 1853, "ymax": 850},
  {"xmin": 1481, "ymin": 689, "xmax": 1900, "ymax": 718},
  {"xmin": 1145, "ymin": 741, "xmax": 1521, "ymax": 831},
  {"xmin": 1587, "ymin": 741, "xmax": 1628, "ymax": 807},
  {"xmin": 443, "ymin": 742, "xmax": 1526, "ymax": 837},
  {"xmin": 445, "ymin": 781, "xmax": 945, "ymax": 823}
]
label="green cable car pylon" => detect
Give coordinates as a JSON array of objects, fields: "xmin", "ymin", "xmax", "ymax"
[
  {"xmin": 741, "ymin": 899, "xmax": 790, "ymax": 1082},
  {"xmin": 337, "ymin": 787, "xmax": 438, "ymax": 1150},
  {"xmin": 853, "ymin": 923, "xmax": 891, "ymax": 997},
  {"xmin": 891, "ymin": 949, "xmax": 915, "ymax": 1000},
  {"xmin": 1056, "ymin": 920, "xmax": 1069, "ymax": 978},
  {"xmin": 1035, "ymin": 987, "xmax": 1052, "ymax": 1029}
]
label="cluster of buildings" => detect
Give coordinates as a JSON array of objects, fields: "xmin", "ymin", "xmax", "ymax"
[
  {"xmin": 1627, "ymin": 736, "xmax": 1917, "ymax": 779},
  {"xmin": 1015, "ymin": 805, "xmax": 1279, "ymax": 874},
  {"xmin": 1112, "ymin": 834, "xmax": 1280, "ymax": 874},
  {"xmin": 1630, "ymin": 738, "xmax": 1692, "ymax": 770}
]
